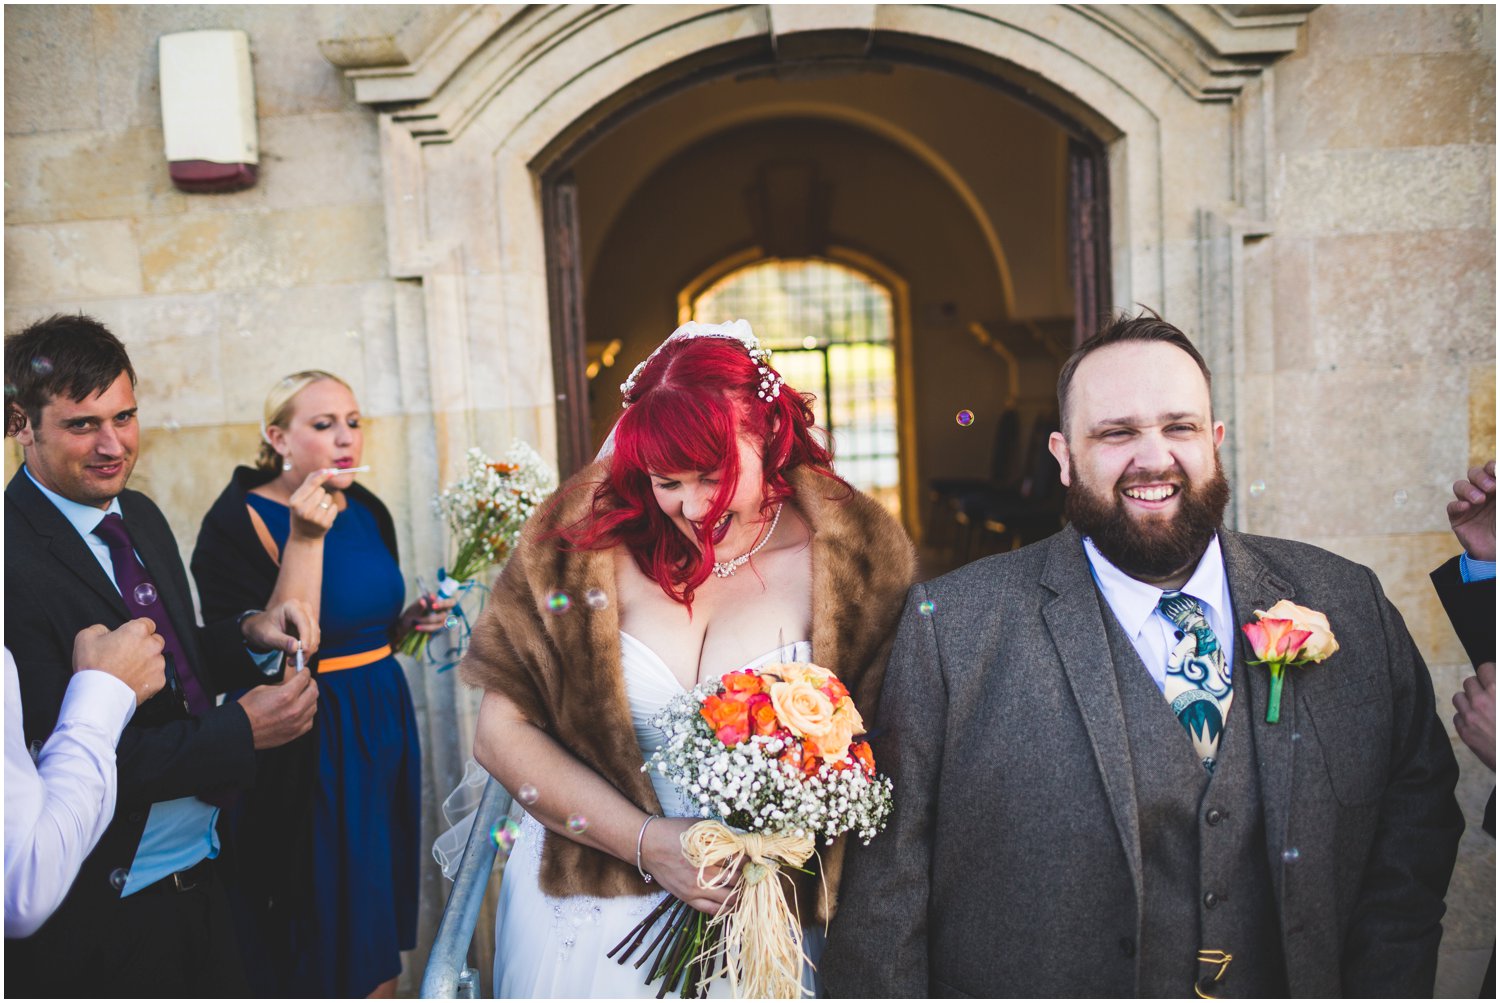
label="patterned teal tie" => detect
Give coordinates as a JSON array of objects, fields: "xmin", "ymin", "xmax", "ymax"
[{"xmin": 1157, "ymin": 592, "xmax": 1233, "ymax": 773}]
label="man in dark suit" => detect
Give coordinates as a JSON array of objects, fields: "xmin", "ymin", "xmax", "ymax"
[
  {"xmin": 4, "ymin": 314, "xmax": 322, "ymax": 996},
  {"xmin": 824, "ymin": 312, "xmax": 1464, "ymax": 997}
]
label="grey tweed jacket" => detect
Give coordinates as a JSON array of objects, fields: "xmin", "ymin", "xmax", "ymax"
[{"xmin": 822, "ymin": 525, "xmax": 1462, "ymax": 998}]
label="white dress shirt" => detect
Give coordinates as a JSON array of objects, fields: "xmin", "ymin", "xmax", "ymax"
[
  {"xmin": 4, "ymin": 647, "xmax": 134, "ymax": 937},
  {"xmin": 1082, "ymin": 535, "xmax": 1236, "ymax": 693}
]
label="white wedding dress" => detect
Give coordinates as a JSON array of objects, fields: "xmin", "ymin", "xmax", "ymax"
[{"xmin": 492, "ymin": 633, "xmax": 820, "ymax": 998}]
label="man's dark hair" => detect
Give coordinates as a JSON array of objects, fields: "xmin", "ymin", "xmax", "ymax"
[
  {"xmin": 5, "ymin": 314, "xmax": 136, "ymax": 437},
  {"xmin": 1056, "ymin": 308, "xmax": 1213, "ymax": 433}
]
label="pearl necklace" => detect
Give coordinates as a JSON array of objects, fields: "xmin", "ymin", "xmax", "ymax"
[{"xmin": 711, "ymin": 504, "xmax": 783, "ymax": 578}]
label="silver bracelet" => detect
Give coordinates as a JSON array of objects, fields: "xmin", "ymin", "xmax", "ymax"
[{"xmin": 636, "ymin": 814, "xmax": 661, "ymax": 884}]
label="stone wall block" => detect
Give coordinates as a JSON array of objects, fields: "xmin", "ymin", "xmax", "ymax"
[
  {"xmin": 1291, "ymin": 230, "xmax": 1496, "ymax": 372},
  {"xmin": 5, "ymin": 220, "xmax": 144, "ymax": 303},
  {"xmin": 1270, "ymin": 365, "xmax": 1466, "ymax": 539},
  {"xmin": 1277, "ymin": 54, "xmax": 1494, "ymax": 153},
  {"xmin": 4, "ymin": 5, "xmax": 102, "ymax": 135},
  {"xmin": 1276, "ymin": 146, "xmax": 1493, "ymax": 237},
  {"xmin": 5, "ymin": 127, "xmax": 187, "ymax": 225},
  {"xmin": 138, "ymin": 205, "xmax": 387, "ymax": 295},
  {"xmin": 216, "ymin": 281, "xmax": 397, "ymax": 422},
  {"xmin": 1307, "ymin": 4, "xmax": 1493, "ymax": 59}
]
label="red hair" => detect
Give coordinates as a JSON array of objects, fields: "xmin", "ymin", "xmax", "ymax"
[{"xmin": 563, "ymin": 335, "xmax": 843, "ymax": 605}]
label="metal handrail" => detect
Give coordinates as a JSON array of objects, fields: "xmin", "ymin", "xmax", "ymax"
[{"xmin": 421, "ymin": 777, "xmax": 512, "ymax": 998}]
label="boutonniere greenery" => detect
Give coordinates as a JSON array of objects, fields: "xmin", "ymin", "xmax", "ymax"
[{"xmin": 1241, "ymin": 600, "xmax": 1340, "ymax": 724}]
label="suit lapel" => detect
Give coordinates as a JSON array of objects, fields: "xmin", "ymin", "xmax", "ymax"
[
  {"xmin": 1219, "ymin": 529, "xmax": 1297, "ymax": 907},
  {"xmin": 1040, "ymin": 527, "xmax": 1144, "ymax": 902},
  {"xmin": 6, "ymin": 471, "xmax": 129, "ymax": 617}
]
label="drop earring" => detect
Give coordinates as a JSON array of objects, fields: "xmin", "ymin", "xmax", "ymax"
[{"xmin": 282, "ymin": 454, "xmax": 292, "ymax": 471}]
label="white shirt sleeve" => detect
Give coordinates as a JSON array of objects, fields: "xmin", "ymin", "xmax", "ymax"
[{"xmin": 4, "ymin": 647, "xmax": 135, "ymax": 937}]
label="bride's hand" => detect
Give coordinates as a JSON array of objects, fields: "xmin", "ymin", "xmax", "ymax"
[{"xmin": 639, "ymin": 816, "xmax": 741, "ymax": 917}]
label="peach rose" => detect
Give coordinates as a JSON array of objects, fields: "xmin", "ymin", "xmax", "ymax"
[
  {"xmin": 810, "ymin": 699, "xmax": 863, "ymax": 762},
  {"xmin": 770, "ymin": 663, "xmax": 835, "ymax": 689},
  {"xmin": 1254, "ymin": 600, "xmax": 1339, "ymax": 662},
  {"xmin": 769, "ymin": 680, "xmax": 836, "ymax": 743}
]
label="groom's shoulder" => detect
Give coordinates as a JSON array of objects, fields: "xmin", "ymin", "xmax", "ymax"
[
  {"xmin": 1225, "ymin": 529, "xmax": 1377, "ymax": 589},
  {"xmin": 923, "ymin": 532, "xmax": 1060, "ymax": 607}
]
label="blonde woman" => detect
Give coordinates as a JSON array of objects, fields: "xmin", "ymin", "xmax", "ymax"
[{"xmin": 192, "ymin": 371, "xmax": 451, "ymax": 998}]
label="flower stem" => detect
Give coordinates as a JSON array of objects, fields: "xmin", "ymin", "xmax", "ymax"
[{"xmin": 1266, "ymin": 664, "xmax": 1285, "ymax": 724}]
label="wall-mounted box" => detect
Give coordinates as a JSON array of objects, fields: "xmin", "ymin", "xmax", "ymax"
[{"xmin": 159, "ymin": 29, "xmax": 258, "ymax": 193}]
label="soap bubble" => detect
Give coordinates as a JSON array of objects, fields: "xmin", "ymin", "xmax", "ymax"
[
  {"xmin": 132, "ymin": 583, "xmax": 158, "ymax": 606},
  {"xmin": 545, "ymin": 590, "xmax": 571, "ymax": 615},
  {"xmin": 917, "ymin": 600, "xmax": 935, "ymax": 616},
  {"xmin": 566, "ymin": 814, "xmax": 589, "ymax": 835},
  {"xmin": 518, "ymin": 783, "xmax": 539, "ymax": 805},
  {"xmin": 955, "ymin": 409, "xmax": 974, "ymax": 427},
  {"xmin": 490, "ymin": 818, "xmax": 520, "ymax": 854},
  {"xmin": 109, "ymin": 868, "xmax": 129, "ymax": 891},
  {"xmin": 162, "ymin": 419, "xmax": 181, "ymax": 431},
  {"xmin": 584, "ymin": 588, "xmax": 608, "ymax": 610},
  {"xmin": 1248, "ymin": 480, "xmax": 1266, "ymax": 497},
  {"xmin": 1392, "ymin": 490, "xmax": 1408, "ymax": 507},
  {"xmin": 31, "ymin": 357, "xmax": 53, "ymax": 376},
  {"xmin": 1281, "ymin": 847, "xmax": 1300, "ymax": 864},
  {"xmin": 445, "ymin": 615, "xmax": 460, "ymax": 630}
]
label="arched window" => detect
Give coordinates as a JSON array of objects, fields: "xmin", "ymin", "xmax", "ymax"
[{"xmin": 692, "ymin": 259, "xmax": 901, "ymax": 516}]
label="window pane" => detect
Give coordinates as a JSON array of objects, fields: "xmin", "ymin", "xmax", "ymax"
[{"xmin": 693, "ymin": 259, "xmax": 898, "ymax": 517}]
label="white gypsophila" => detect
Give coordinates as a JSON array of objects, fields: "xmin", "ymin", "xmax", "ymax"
[
  {"xmin": 434, "ymin": 442, "xmax": 558, "ymax": 576},
  {"xmin": 642, "ymin": 683, "xmax": 894, "ymax": 845}
]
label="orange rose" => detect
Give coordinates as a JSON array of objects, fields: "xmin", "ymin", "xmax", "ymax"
[
  {"xmin": 747, "ymin": 693, "xmax": 779, "ymax": 737},
  {"xmin": 721, "ymin": 671, "xmax": 765, "ymax": 701},
  {"xmin": 700, "ymin": 693, "xmax": 750, "ymax": 746},
  {"xmin": 851, "ymin": 740, "xmax": 875, "ymax": 776}
]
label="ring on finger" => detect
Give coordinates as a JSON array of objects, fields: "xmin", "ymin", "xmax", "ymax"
[{"xmin": 318, "ymin": 500, "xmax": 332, "ymax": 510}]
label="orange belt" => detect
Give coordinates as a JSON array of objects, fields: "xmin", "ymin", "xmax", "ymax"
[{"xmin": 317, "ymin": 644, "xmax": 392, "ymax": 674}]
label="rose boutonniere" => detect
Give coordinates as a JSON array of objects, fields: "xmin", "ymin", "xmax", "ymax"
[{"xmin": 1242, "ymin": 600, "xmax": 1340, "ymax": 724}]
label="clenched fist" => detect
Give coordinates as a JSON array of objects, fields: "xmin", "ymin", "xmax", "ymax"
[{"xmin": 72, "ymin": 619, "xmax": 166, "ymax": 707}]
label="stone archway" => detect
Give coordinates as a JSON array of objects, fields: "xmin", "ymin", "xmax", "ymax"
[{"xmin": 328, "ymin": 4, "xmax": 1312, "ymax": 528}]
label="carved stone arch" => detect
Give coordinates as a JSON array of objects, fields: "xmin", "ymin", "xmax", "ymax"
[{"xmin": 327, "ymin": 2, "xmax": 1313, "ymax": 516}]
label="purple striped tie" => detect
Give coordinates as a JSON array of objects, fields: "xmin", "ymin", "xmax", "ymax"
[{"xmin": 92, "ymin": 512, "xmax": 211, "ymax": 715}]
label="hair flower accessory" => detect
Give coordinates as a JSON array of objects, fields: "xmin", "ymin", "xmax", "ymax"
[
  {"xmin": 619, "ymin": 318, "xmax": 783, "ymax": 407},
  {"xmin": 1242, "ymin": 600, "xmax": 1339, "ymax": 723}
]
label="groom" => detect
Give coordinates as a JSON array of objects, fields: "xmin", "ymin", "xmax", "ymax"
[{"xmin": 823, "ymin": 312, "xmax": 1463, "ymax": 997}]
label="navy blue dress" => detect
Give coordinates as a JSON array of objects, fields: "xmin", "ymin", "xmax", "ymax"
[{"xmin": 246, "ymin": 493, "xmax": 421, "ymax": 997}]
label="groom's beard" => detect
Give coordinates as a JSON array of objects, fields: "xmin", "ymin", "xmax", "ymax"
[{"xmin": 1065, "ymin": 455, "xmax": 1231, "ymax": 582}]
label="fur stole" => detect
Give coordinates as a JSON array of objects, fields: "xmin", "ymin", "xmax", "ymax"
[{"xmin": 460, "ymin": 461, "xmax": 916, "ymax": 919}]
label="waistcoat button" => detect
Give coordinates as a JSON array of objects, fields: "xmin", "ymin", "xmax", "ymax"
[
  {"xmin": 1203, "ymin": 891, "xmax": 1219, "ymax": 909},
  {"xmin": 1206, "ymin": 807, "xmax": 1224, "ymax": 825}
]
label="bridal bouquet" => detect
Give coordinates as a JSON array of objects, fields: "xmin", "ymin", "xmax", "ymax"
[
  {"xmin": 397, "ymin": 442, "xmax": 556, "ymax": 657},
  {"xmin": 612, "ymin": 662, "xmax": 893, "ymax": 998}
]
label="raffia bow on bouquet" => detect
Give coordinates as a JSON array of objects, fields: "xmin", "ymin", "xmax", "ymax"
[{"xmin": 611, "ymin": 662, "xmax": 892, "ymax": 998}]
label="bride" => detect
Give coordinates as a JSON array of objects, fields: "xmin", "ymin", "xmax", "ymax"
[{"xmin": 459, "ymin": 319, "xmax": 915, "ymax": 997}]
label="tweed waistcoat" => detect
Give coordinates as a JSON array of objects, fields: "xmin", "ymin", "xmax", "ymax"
[{"xmin": 1103, "ymin": 602, "xmax": 1287, "ymax": 998}]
